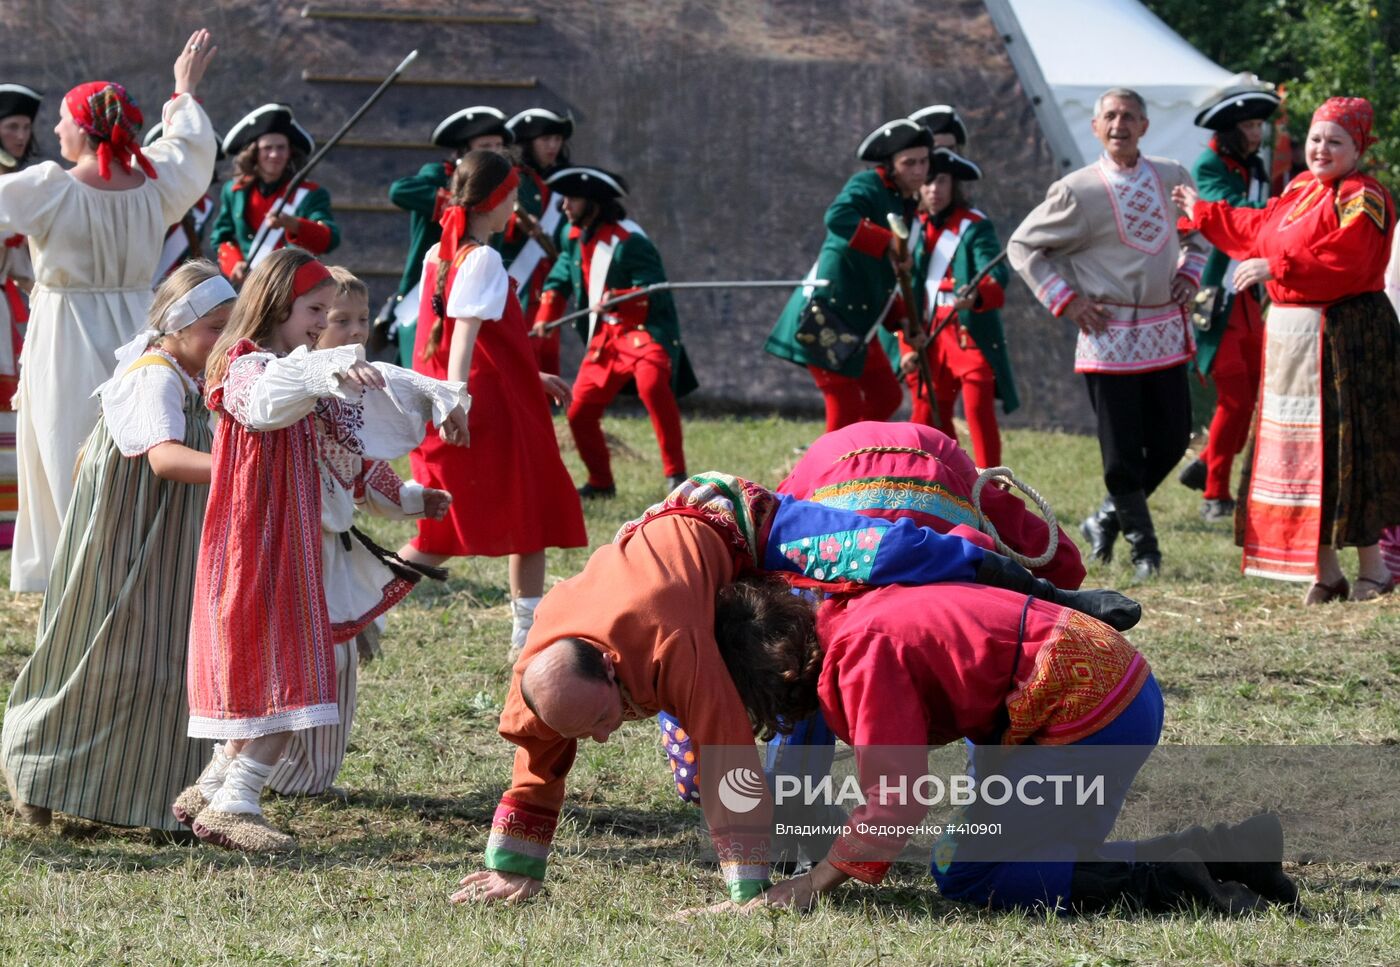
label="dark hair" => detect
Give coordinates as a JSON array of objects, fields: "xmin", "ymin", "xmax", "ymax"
[
  {"xmin": 521, "ymin": 136, "xmax": 570, "ymax": 176},
  {"xmin": 422, "ymin": 148, "xmax": 515, "ymax": 360},
  {"xmin": 519, "ymin": 637, "xmax": 612, "ymax": 716},
  {"xmin": 1216, "ymin": 125, "xmax": 1254, "ymax": 161},
  {"xmin": 714, "ymin": 577, "xmax": 823, "ymax": 741},
  {"xmin": 574, "ymin": 196, "xmax": 627, "ymax": 228},
  {"xmin": 234, "ymin": 139, "xmax": 307, "ymax": 180}
]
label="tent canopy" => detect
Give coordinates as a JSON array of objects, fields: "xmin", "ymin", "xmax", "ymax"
[{"xmin": 986, "ymin": 0, "xmax": 1245, "ymax": 172}]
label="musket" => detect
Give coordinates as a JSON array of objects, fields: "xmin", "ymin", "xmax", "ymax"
[
  {"xmin": 244, "ymin": 49, "xmax": 419, "ymax": 269},
  {"xmin": 538, "ymin": 279, "xmax": 829, "ymax": 334},
  {"xmin": 513, "ymin": 202, "xmax": 559, "ymax": 261},
  {"xmin": 929, "ymin": 249, "xmax": 1010, "ymax": 342},
  {"xmin": 886, "ymin": 213, "xmax": 935, "ymax": 400}
]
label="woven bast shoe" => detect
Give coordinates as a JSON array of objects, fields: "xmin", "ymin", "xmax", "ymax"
[
  {"xmin": 170, "ymin": 784, "xmax": 209, "ymax": 830},
  {"xmin": 192, "ymin": 809, "xmax": 296, "ymax": 853},
  {"xmin": 3, "ymin": 764, "xmax": 51, "ymax": 827}
]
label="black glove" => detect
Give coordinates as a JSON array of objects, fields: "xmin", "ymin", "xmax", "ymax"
[{"xmin": 975, "ymin": 551, "xmax": 1142, "ymax": 631}]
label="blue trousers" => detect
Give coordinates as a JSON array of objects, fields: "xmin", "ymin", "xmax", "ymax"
[{"xmin": 932, "ymin": 673, "xmax": 1165, "ymax": 910}]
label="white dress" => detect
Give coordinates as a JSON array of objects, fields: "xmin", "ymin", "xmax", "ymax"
[{"xmin": 0, "ymin": 93, "xmax": 215, "ymax": 591}]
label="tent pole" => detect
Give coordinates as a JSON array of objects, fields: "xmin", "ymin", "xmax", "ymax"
[{"xmin": 982, "ymin": 0, "xmax": 1085, "ymax": 173}]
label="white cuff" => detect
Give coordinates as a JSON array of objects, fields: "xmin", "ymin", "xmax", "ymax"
[{"xmin": 399, "ymin": 480, "xmax": 426, "ymax": 517}]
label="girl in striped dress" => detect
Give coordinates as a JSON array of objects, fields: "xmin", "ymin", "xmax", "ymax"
[
  {"xmin": 174, "ymin": 250, "xmax": 467, "ymax": 852},
  {"xmin": 2, "ymin": 259, "xmax": 235, "ymax": 830}
]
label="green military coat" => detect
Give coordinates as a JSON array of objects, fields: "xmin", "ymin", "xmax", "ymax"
[
  {"xmin": 909, "ymin": 212, "xmax": 1020, "ymax": 414},
  {"xmin": 1191, "ymin": 146, "xmax": 1269, "ymax": 375},
  {"xmin": 766, "ymin": 168, "xmax": 913, "ymax": 377},
  {"xmin": 543, "ymin": 220, "xmax": 698, "ymax": 397}
]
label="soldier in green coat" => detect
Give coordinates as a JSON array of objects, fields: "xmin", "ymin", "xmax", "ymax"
[
  {"xmin": 895, "ymin": 147, "xmax": 1017, "ymax": 469},
  {"xmin": 503, "ymin": 108, "xmax": 574, "ymax": 374},
  {"xmin": 1175, "ymin": 87, "xmax": 1279, "ymax": 522},
  {"xmin": 534, "ymin": 166, "xmax": 696, "ymax": 497},
  {"xmin": 210, "ymin": 104, "xmax": 338, "ymax": 286},
  {"xmin": 383, "ymin": 106, "xmax": 511, "ymax": 367},
  {"xmin": 765, "ymin": 118, "xmax": 931, "ymax": 431}
]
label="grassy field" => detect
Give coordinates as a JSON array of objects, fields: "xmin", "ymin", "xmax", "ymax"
[{"xmin": 2, "ymin": 414, "xmax": 1398, "ymax": 966}]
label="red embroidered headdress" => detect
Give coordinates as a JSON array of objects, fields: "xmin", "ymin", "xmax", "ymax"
[
  {"xmin": 1312, "ymin": 97, "xmax": 1377, "ymax": 154},
  {"xmin": 63, "ymin": 81, "xmax": 157, "ymax": 181}
]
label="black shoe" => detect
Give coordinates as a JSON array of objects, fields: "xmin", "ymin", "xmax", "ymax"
[
  {"xmin": 1070, "ymin": 849, "xmax": 1269, "ymax": 917},
  {"xmin": 664, "ymin": 474, "xmax": 690, "ymax": 492},
  {"xmin": 1131, "ymin": 813, "xmax": 1300, "ymax": 909},
  {"xmin": 577, "ymin": 482, "xmax": 616, "ymax": 499},
  {"xmin": 1200, "ymin": 498, "xmax": 1236, "ymax": 522},
  {"xmin": 1079, "ymin": 497, "xmax": 1119, "ymax": 564},
  {"xmin": 1178, "ymin": 458, "xmax": 1208, "ymax": 492}
]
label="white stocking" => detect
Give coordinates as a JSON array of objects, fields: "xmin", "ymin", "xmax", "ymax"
[{"xmin": 206, "ymin": 755, "xmax": 274, "ymax": 816}]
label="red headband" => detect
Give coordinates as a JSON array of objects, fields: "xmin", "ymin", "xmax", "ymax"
[
  {"xmin": 436, "ymin": 167, "xmax": 521, "ymax": 265},
  {"xmin": 1312, "ymin": 96, "xmax": 1377, "ymax": 154},
  {"xmin": 292, "ymin": 258, "xmax": 332, "ymax": 297},
  {"xmin": 63, "ymin": 81, "xmax": 157, "ymax": 182},
  {"xmin": 471, "ymin": 165, "xmax": 520, "ymax": 213}
]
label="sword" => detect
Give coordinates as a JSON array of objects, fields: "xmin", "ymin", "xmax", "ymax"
[
  {"xmin": 538, "ymin": 279, "xmax": 829, "ymax": 334},
  {"xmin": 245, "ymin": 49, "xmax": 419, "ymax": 269}
]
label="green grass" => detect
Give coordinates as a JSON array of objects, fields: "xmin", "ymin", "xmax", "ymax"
[{"xmin": 2, "ymin": 415, "xmax": 1398, "ymax": 966}]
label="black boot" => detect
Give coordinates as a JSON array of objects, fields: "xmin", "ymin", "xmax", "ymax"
[
  {"xmin": 1079, "ymin": 497, "xmax": 1119, "ymax": 564},
  {"xmin": 1178, "ymin": 457, "xmax": 1207, "ymax": 492},
  {"xmin": 1113, "ymin": 490, "xmax": 1161, "ymax": 580},
  {"xmin": 577, "ymin": 482, "xmax": 617, "ymax": 499},
  {"xmin": 974, "ymin": 551, "xmax": 1142, "ymax": 631},
  {"xmin": 1069, "ymin": 849, "xmax": 1269, "ymax": 916},
  {"xmin": 1131, "ymin": 814, "xmax": 1299, "ymax": 908}
]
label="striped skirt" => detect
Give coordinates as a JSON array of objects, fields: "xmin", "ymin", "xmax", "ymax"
[{"xmin": 1, "ymin": 394, "xmax": 211, "ymax": 830}]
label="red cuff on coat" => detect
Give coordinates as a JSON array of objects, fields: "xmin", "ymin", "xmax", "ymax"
[
  {"xmin": 974, "ymin": 275, "xmax": 1004, "ymax": 312},
  {"xmin": 849, "ymin": 218, "xmax": 894, "ymax": 259},
  {"xmin": 287, "ymin": 218, "xmax": 332, "ymax": 254},
  {"xmin": 535, "ymin": 288, "xmax": 566, "ymax": 325},
  {"xmin": 217, "ymin": 241, "xmax": 243, "ymax": 278}
]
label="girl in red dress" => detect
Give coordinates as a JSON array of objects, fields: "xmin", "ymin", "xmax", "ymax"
[
  {"xmin": 398, "ymin": 150, "xmax": 587, "ymax": 655},
  {"xmin": 179, "ymin": 250, "xmax": 465, "ymax": 852}
]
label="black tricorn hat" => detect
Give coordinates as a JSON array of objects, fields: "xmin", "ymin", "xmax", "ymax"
[
  {"xmin": 145, "ymin": 121, "xmax": 226, "ymax": 160},
  {"xmin": 856, "ymin": 118, "xmax": 933, "ymax": 162},
  {"xmin": 930, "ymin": 147, "xmax": 981, "ymax": 182},
  {"xmin": 223, "ymin": 104, "xmax": 314, "ymax": 156},
  {"xmin": 0, "ymin": 83, "xmax": 42, "ymax": 121},
  {"xmin": 546, "ymin": 165, "xmax": 628, "ymax": 201},
  {"xmin": 1194, "ymin": 89, "xmax": 1281, "ymax": 131},
  {"xmin": 433, "ymin": 106, "xmax": 512, "ymax": 149},
  {"xmin": 909, "ymin": 104, "xmax": 968, "ymax": 146},
  {"xmin": 506, "ymin": 107, "xmax": 574, "ymax": 142}
]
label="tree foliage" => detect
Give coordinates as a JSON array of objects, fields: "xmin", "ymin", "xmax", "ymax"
[{"xmin": 1147, "ymin": 0, "xmax": 1400, "ymax": 190}]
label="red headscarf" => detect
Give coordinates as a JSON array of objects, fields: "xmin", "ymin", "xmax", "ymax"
[
  {"xmin": 63, "ymin": 81, "xmax": 157, "ymax": 181},
  {"xmin": 1312, "ymin": 97, "xmax": 1378, "ymax": 154},
  {"xmin": 437, "ymin": 204, "xmax": 468, "ymax": 265}
]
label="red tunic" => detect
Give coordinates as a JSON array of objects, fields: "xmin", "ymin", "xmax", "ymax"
[
  {"xmin": 817, "ymin": 582, "xmax": 1150, "ymax": 883},
  {"xmin": 409, "ymin": 247, "xmax": 586, "ymax": 556},
  {"xmin": 1190, "ymin": 170, "xmax": 1394, "ymax": 306}
]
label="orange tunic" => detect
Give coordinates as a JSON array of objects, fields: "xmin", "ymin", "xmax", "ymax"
[{"xmin": 487, "ymin": 514, "xmax": 772, "ymax": 900}]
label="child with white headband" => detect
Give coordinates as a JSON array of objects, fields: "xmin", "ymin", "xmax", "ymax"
[{"xmin": 2, "ymin": 259, "xmax": 235, "ymax": 831}]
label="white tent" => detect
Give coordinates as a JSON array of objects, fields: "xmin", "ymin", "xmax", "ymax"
[{"xmin": 985, "ymin": 0, "xmax": 1241, "ymax": 172}]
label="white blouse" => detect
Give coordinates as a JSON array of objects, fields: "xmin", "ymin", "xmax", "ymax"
[
  {"xmin": 443, "ymin": 245, "xmax": 509, "ymax": 321},
  {"xmin": 100, "ymin": 348, "xmax": 198, "ymax": 457}
]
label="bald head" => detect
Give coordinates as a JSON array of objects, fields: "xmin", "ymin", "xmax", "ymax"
[{"xmin": 520, "ymin": 638, "xmax": 624, "ymax": 742}]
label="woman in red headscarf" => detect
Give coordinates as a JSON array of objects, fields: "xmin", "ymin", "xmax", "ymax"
[
  {"xmin": 1174, "ymin": 97, "xmax": 1400, "ymax": 603},
  {"xmin": 0, "ymin": 32, "xmax": 218, "ymax": 592}
]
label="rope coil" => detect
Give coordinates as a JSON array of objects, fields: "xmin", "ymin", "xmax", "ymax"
[{"xmin": 970, "ymin": 466, "xmax": 1059, "ymax": 569}]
